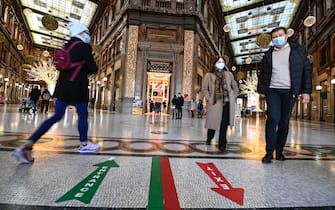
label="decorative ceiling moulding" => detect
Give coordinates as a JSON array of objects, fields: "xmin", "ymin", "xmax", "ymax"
[
  {"xmin": 19, "ymin": 0, "xmax": 98, "ymax": 48},
  {"xmin": 220, "ymin": 0, "xmax": 302, "ymax": 64}
]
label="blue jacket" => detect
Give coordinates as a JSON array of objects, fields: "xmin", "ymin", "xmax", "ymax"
[{"xmin": 257, "ymin": 41, "xmax": 312, "ymax": 95}]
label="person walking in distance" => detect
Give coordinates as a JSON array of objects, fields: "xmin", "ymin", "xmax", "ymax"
[
  {"xmin": 171, "ymin": 95, "xmax": 177, "ymax": 119},
  {"xmin": 40, "ymin": 87, "xmax": 51, "ymax": 113},
  {"xmin": 13, "ymin": 22, "xmax": 100, "ymax": 164},
  {"xmin": 176, "ymin": 92, "xmax": 184, "ymax": 119},
  {"xmin": 202, "ymin": 57, "xmax": 239, "ymax": 152},
  {"xmin": 257, "ymin": 27, "xmax": 312, "ymax": 163},
  {"xmin": 29, "ymin": 86, "xmax": 41, "ymax": 113}
]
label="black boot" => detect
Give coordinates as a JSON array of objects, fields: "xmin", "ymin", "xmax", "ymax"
[
  {"xmin": 276, "ymin": 152, "xmax": 286, "ymax": 161},
  {"xmin": 262, "ymin": 153, "xmax": 273, "ymax": 163}
]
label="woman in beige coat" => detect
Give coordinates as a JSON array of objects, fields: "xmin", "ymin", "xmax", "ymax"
[{"xmin": 202, "ymin": 57, "xmax": 239, "ymax": 152}]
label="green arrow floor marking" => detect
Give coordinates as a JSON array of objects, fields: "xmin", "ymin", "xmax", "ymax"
[
  {"xmin": 148, "ymin": 157, "xmax": 164, "ymax": 210},
  {"xmin": 56, "ymin": 157, "xmax": 119, "ymax": 204}
]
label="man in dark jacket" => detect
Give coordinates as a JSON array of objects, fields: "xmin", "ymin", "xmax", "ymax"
[
  {"xmin": 29, "ymin": 86, "xmax": 41, "ymax": 113},
  {"xmin": 176, "ymin": 92, "xmax": 184, "ymax": 119},
  {"xmin": 257, "ymin": 27, "xmax": 312, "ymax": 163},
  {"xmin": 13, "ymin": 22, "xmax": 99, "ymax": 163}
]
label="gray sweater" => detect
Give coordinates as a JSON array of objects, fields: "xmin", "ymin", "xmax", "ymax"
[{"xmin": 270, "ymin": 44, "xmax": 291, "ymax": 89}]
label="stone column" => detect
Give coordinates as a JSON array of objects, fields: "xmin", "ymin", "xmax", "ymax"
[
  {"xmin": 183, "ymin": 30, "xmax": 194, "ymax": 98},
  {"xmin": 121, "ymin": 25, "xmax": 139, "ymax": 113}
]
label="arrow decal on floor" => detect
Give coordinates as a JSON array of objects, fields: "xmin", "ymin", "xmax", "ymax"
[
  {"xmin": 196, "ymin": 162, "xmax": 244, "ymax": 206},
  {"xmin": 56, "ymin": 157, "xmax": 119, "ymax": 204}
]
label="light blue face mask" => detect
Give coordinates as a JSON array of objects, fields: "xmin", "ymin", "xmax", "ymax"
[
  {"xmin": 272, "ymin": 36, "xmax": 287, "ymax": 47},
  {"xmin": 82, "ymin": 33, "xmax": 91, "ymax": 43}
]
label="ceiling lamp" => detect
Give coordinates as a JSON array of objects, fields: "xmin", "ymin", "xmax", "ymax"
[
  {"xmin": 223, "ymin": 24, "xmax": 231, "ymax": 32},
  {"xmin": 42, "ymin": 15, "xmax": 59, "ymax": 31},
  {"xmin": 42, "ymin": 50, "xmax": 50, "ymax": 57},
  {"xmin": 17, "ymin": 44, "xmax": 23, "ymax": 50},
  {"xmin": 231, "ymin": 66, "xmax": 236, "ymax": 71},
  {"xmin": 255, "ymin": 33, "xmax": 271, "ymax": 48},
  {"xmin": 0, "ymin": 32, "xmax": 5, "ymax": 43},
  {"xmin": 245, "ymin": 57, "xmax": 252, "ymax": 64},
  {"xmin": 287, "ymin": 28, "xmax": 295, "ymax": 37},
  {"xmin": 307, "ymin": 54, "xmax": 314, "ymax": 64},
  {"xmin": 303, "ymin": 16, "xmax": 316, "ymax": 27}
]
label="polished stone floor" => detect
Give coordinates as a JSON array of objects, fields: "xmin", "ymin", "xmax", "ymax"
[{"xmin": 0, "ymin": 104, "xmax": 334, "ymax": 210}]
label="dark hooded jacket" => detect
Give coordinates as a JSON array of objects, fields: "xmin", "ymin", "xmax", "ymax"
[
  {"xmin": 53, "ymin": 37, "xmax": 98, "ymax": 103},
  {"xmin": 257, "ymin": 40, "xmax": 312, "ymax": 95}
]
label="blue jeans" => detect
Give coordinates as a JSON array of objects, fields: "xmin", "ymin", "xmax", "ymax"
[
  {"xmin": 31, "ymin": 100, "xmax": 37, "ymax": 112},
  {"xmin": 28, "ymin": 100, "xmax": 88, "ymax": 143},
  {"xmin": 265, "ymin": 89, "xmax": 296, "ymax": 154}
]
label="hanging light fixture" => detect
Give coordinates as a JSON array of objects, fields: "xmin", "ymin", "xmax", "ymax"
[
  {"xmin": 287, "ymin": 28, "xmax": 295, "ymax": 37},
  {"xmin": 223, "ymin": 24, "xmax": 231, "ymax": 32},
  {"xmin": 245, "ymin": 57, "xmax": 252, "ymax": 64},
  {"xmin": 304, "ymin": 0, "xmax": 316, "ymax": 27}
]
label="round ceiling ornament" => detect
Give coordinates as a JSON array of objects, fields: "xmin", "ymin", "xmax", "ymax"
[
  {"xmin": 17, "ymin": 44, "xmax": 23, "ymax": 50},
  {"xmin": 287, "ymin": 28, "xmax": 295, "ymax": 37},
  {"xmin": 231, "ymin": 66, "xmax": 236, "ymax": 71},
  {"xmin": 223, "ymin": 54, "xmax": 229, "ymax": 64},
  {"xmin": 303, "ymin": 16, "xmax": 316, "ymax": 27},
  {"xmin": 245, "ymin": 57, "xmax": 252, "ymax": 64},
  {"xmin": 256, "ymin": 33, "xmax": 272, "ymax": 48},
  {"xmin": 0, "ymin": 32, "xmax": 5, "ymax": 43},
  {"xmin": 307, "ymin": 54, "xmax": 314, "ymax": 64},
  {"xmin": 42, "ymin": 50, "xmax": 50, "ymax": 57},
  {"xmin": 223, "ymin": 24, "xmax": 231, "ymax": 32},
  {"xmin": 26, "ymin": 55, "xmax": 35, "ymax": 64},
  {"xmin": 237, "ymin": 71, "xmax": 245, "ymax": 80},
  {"xmin": 42, "ymin": 15, "xmax": 59, "ymax": 31}
]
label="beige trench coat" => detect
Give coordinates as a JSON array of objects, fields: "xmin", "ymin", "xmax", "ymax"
[{"xmin": 202, "ymin": 71, "xmax": 239, "ymax": 130}]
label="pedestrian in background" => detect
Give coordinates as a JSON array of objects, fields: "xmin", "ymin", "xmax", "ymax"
[
  {"xmin": 29, "ymin": 85, "xmax": 41, "ymax": 113},
  {"xmin": 202, "ymin": 57, "xmax": 239, "ymax": 152}
]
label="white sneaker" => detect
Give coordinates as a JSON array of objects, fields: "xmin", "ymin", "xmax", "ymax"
[
  {"xmin": 12, "ymin": 147, "xmax": 34, "ymax": 164},
  {"xmin": 78, "ymin": 141, "xmax": 100, "ymax": 153}
]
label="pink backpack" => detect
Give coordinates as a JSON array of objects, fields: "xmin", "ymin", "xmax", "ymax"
[{"xmin": 54, "ymin": 41, "xmax": 85, "ymax": 81}]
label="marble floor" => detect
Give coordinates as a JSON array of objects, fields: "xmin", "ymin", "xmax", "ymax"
[{"xmin": 0, "ymin": 104, "xmax": 334, "ymax": 210}]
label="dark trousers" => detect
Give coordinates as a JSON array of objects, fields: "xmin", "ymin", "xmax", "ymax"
[
  {"xmin": 207, "ymin": 104, "xmax": 229, "ymax": 149},
  {"xmin": 29, "ymin": 100, "xmax": 88, "ymax": 143},
  {"xmin": 177, "ymin": 106, "xmax": 182, "ymax": 119},
  {"xmin": 265, "ymin": 88, "xmax": 296, "ymax": 154},
  {"xmin": 41, "ymin": 100, "xmax": 49, "ymax": 112}
]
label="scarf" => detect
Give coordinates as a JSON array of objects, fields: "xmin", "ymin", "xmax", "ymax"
[{"xmin": 214, "ymin": 70, "xmax": 229, "ymax": 105}]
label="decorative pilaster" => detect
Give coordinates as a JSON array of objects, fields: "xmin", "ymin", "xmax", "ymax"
[
  {"xmin": 125, "ymin": 25, "xmax": 139, "ymax": 98},
  {"xmin": 183, "ymin": 30, "xmax": 194, "ymax": 97}
]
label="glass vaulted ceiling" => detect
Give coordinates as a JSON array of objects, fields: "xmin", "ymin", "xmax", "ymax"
[
  {"xmin": 220, "ymin": 0, "xmax": 301, "ymax": 65},
  {"xmin": 20, "ymin": 0, "xmax": 98, "ymax": 49}
]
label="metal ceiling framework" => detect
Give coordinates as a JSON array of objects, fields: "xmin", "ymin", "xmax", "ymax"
[
  {"xmin": 220, "ymin": 0, "xmax": 302, "ymax": 65},
  {"xmin": 18, "ymin": 0, "xmax": 99, "ymax": 49}
]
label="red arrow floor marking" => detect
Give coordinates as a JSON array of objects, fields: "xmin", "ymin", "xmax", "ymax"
[
  {"xmin": 196, "ymin": 162, "xmax": 244, "ymax": 206},
  {"xmin": 161, "ymin": 157, "xmax": 181, "ymax": 210}
]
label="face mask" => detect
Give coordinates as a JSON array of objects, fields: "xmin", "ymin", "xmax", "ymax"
[
  {"xmin": 272, "ymin": 36, "xmax": 286, "ymax": 47},
  {"xmin": 215, "ymin": 63, "xmax": 225, "ymax": 70},
  {"xmin": 81, "ymin": 33, "xmax": 91, "ymax": 43}
]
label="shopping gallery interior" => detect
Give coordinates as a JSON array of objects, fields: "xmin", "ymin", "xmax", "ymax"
[{"xmin": 0, "ymin": 0, "xmax": 335, "ymax": 209}]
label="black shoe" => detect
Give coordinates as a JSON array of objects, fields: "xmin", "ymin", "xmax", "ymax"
[
  {"xmin": 206, "ymin": 140, "xmax": 211, "ymax": 145},
  {"xmin": 262, "ymin": 153, "xmax": 273, "ymax": 163},
  {"xmin": 276, "ymin": 153, "xmax": 286, "ymax": 161}
]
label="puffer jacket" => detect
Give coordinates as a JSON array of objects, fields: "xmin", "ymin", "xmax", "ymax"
[
  {"xmin": 53, "ymin": 37, "xmax": 98, "ymax": 103},
  {"xmin": 257, "ymin": 41, "xmax": 312, "ymax": 95}
]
